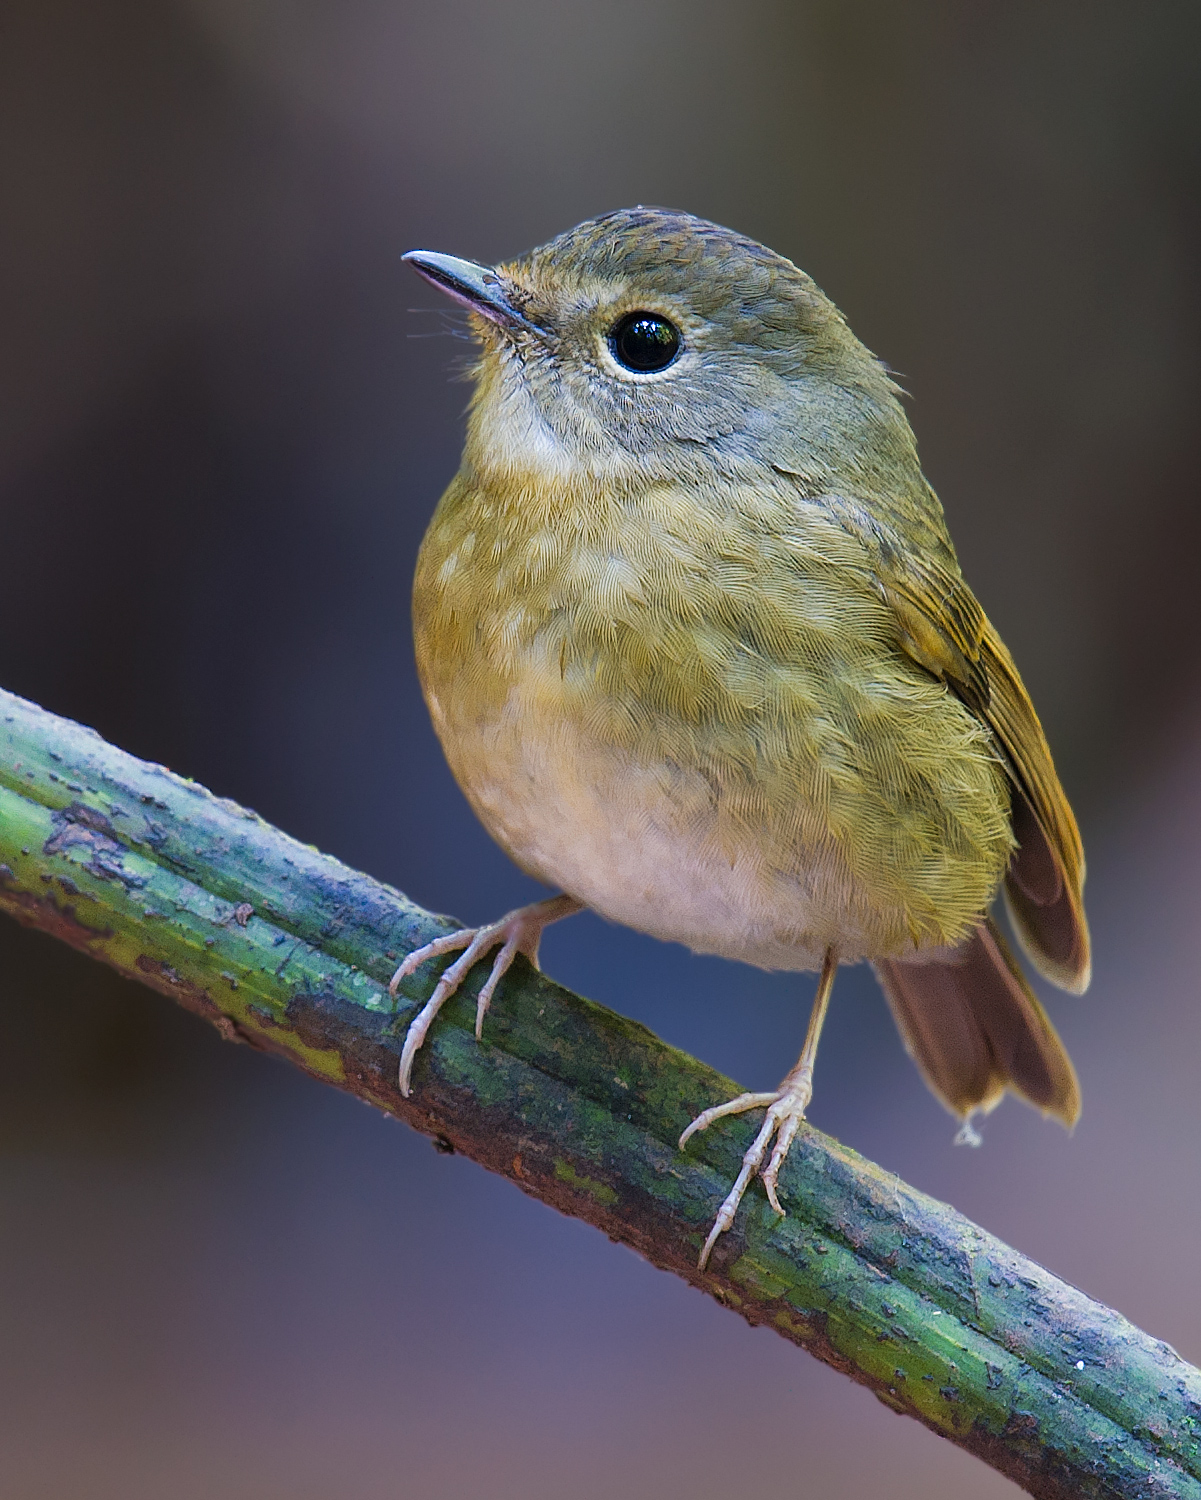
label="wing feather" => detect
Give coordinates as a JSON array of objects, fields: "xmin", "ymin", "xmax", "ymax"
[{"xmin": 873, "ymin": 547, "xmax": 1090, "ymax": 992}]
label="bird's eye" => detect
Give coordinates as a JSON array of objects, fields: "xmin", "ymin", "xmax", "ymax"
[{"xmin": 608, "ymin": 312, "xmax": 681, "ymax": 373}]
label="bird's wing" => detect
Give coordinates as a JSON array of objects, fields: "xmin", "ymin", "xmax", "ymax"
[{"xmin": 870, "ymin": 540, "xmax": 1090, "ymax": 993}]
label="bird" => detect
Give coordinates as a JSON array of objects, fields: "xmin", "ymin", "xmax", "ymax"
[{"xmin": 391, "ymin": 208, "xmax": 1089, "ymax": 1270}]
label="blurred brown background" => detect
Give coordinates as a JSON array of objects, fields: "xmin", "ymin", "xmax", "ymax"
[{"xmin": 2, "ymin": 2, "xmax": 1200, "ymax": 1495}]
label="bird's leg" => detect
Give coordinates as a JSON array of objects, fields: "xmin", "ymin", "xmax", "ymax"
[
  {"xmin": 680, "ymin": 947, "xmax": 838, "ymax": 1270},
  {"xmin": 388, "ymin": 893, "xmax": 584, "ymax": 1096}
]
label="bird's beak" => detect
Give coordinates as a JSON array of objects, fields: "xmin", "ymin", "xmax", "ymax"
[{"xmin": 403, "ymin": 249, "xmax": 543, "ymax": 336}]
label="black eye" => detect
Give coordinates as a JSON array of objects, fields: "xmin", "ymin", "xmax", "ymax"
[{"xmin": 608, "ymin": 311, "xmax": 681, "ymax": 373}]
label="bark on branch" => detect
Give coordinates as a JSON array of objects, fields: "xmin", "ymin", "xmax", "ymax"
[{"xmin": 1, "ymin": 686, "xmax": 1198, "ymax": 1498}]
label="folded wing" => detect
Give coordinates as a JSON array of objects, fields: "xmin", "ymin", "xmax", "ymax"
[{"xmin": 874, "ymin": 544, "xmax": 1090, "ymax": 994}]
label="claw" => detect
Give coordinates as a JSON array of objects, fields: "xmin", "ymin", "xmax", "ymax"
[
  {"xmin": 677, "ymin": 1091, "xmax": 778, "ymax": 1151},
  {"xmin": 682, "ymin": 1076, "xmax": 814, "ymax": 1270},
  {"xmin": 681, "ymin": 947, "xmax": 837, "ymax": 1270},
  {"xmin": 388, "ymin": 894, "xmax": 583, "ymax": 1097}
]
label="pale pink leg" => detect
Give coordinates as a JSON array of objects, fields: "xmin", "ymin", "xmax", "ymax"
[
  {"xmin": 680, "ymin": 948, "xmax": 838, "ymax": 1269},
  {"xmin": 388, "ymin": 894, "xmax": 583, "ymax": 1096}
]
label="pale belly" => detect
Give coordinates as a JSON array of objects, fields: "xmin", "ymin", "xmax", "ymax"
[{"xmin": 429, "ymin": 694, "xmax": 919, "ymax": 973}]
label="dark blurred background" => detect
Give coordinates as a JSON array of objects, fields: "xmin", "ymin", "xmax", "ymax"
[{"xmin": 2, "ymin": 2, "xmax": 1200, "ymax": 1495}]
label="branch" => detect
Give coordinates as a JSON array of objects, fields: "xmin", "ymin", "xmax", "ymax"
[{"xmin": 1, "ymin": 686, "xmax": 1198, "ymax": 1499}]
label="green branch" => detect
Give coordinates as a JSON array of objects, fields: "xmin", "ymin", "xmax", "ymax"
[{"xmin": 1, "ymin": 686, "xmax": 1197, "ymax": 1498}]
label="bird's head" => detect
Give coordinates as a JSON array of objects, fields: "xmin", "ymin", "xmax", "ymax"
[{"xmin": 405, "ymin": 208, "xmax": 922, "ymax": 499}]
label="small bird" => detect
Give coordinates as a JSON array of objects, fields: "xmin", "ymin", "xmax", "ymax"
[{"xmin": 393, "ymin": 209, "xmax": 1089, "ymax": 1269}]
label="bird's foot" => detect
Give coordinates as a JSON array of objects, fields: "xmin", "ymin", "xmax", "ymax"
[
  {"xmin": 679, "ymin": 1062, "xmax": 814, "ymax": 1270},
  {"xmin": 388, "ymin": 893, "xmax": 582, "ymax": 1096}
]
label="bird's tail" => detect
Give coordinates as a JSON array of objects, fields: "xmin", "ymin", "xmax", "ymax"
[{"xmin": 873, "ymin": 916, "xmax": 1080, "ymax": 1136}]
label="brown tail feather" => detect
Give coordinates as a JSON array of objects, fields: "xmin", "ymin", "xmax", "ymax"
[{"xmin": 874, "ymin": 916, "xmax": 1080, "ymax": 1128}]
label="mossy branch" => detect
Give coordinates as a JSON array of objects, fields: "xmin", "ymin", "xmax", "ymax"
[{"xmin": 1, "ymin": 686, "xmax": 1198, "ymax": 1498}]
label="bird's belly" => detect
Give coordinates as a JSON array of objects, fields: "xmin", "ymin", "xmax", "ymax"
[{"xmin": 435, "ymin": 704, "xmax": 898, "ymax": 972}]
